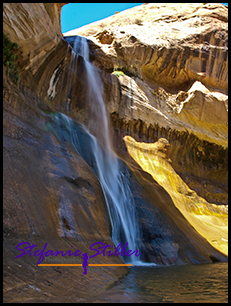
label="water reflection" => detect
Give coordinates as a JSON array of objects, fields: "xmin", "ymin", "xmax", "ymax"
[{"xmin": 89, "ymin": 262, "xmax": 228, "ymax": 303}]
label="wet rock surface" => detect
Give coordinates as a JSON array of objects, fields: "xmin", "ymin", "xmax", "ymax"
[{"xmin": 3, "ymin": 84, "xmax": 129, "ymax": 302}]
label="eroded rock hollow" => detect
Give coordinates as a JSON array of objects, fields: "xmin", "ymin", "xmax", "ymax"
[{"xmin": 3, "ymin": 3, "xmax": 227, "ymax": 303}]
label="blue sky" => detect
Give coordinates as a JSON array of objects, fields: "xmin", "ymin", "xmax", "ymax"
[
  {"xmin": 61, "ymin": 3, "xmax": 228, "ymax": 34},
  {"xmin": 61, "ymin": 3, "xmax": 143, "ymax": 33}
]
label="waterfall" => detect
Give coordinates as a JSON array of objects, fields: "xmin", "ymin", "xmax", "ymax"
[
  {"xmin": 73, "ymin": 36, "xmax": 112, "ymax": 155},
  {"xmin": 74, "ymin": 36, "xmax": 142, "ymax": 263},
  {"xmin": 54, "ymin": 36, "xmax": 141, "ymax": 263}
]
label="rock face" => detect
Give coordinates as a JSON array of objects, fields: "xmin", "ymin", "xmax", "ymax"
[
  {"xmin": 65, "ymin": 3, "xmax": 228, "ymax": 144},
  {"xmin": 124, "ymin": 136, "xmax": 228, "ymax": 256},
  {"xmin": 67, "ymin": 3, "xmax": 228, "ymax": 91},
  {"xmin": 3, "ymin": 87, "xmax": 128, "ymax": 302},
  {"xmin": 65, "ymin": 2, "xmax": 228, "ymax": 206},
  {"xmin": 3, "ymin": 3, "xmax": 60, "ymax": 74},
  {"xmin": 3, "ymin": 3, "xmax": 228, "ymax": 303},
  {"xmin": 3, "ymin": 3, "xmax": 128, "ymax": 302}
]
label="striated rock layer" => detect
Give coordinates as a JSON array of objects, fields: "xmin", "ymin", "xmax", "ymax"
[
  {"xmin": 124, "ymin": 136, "xmax": 228, "ymax": 256},
  {"xmin": 66, "ymin": 3, "xmax": 228, "ymax": 92},
  {"xmin": 65, "ymin": 2, "xmax": 228, "ymax": 206},
  {"xmin": 65, "ymin": 3, "xmax": 228, "ymax": 144},
  {"xmin": 3, "ymin": 2, "xmax": 228, "ymax": 303}
]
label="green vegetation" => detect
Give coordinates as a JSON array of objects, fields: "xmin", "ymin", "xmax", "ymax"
[
  {"xmin": 112, "ymin": 64, "xmax": 137, "ymax": 78},
  {"xmin": 3, "ymin": 34, "xmax": 20, "ymax": 84},
  {"xmin": 112, "ymin": 70, "xmax": 125, "ymax": 77}
]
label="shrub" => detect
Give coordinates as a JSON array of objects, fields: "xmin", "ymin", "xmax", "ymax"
[
  {"xmin": 112, "ymin": 70, "xmax": 124, "ymax": 77},
  {"xmin": 3, "ymin": 34, "xmax": 20, "ymax": 83},
  {"xmin": 112, "ymin": 65, "xmax": 139, "ymax": 78}
]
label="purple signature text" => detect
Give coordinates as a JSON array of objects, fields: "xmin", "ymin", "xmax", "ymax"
[{"xmin": 15, "ymin": 242, "xmax": 141, "ymax": 275}]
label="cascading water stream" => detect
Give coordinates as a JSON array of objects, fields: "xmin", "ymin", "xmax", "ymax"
[
  {"xmin": 51, "ymin": 36, "xmax": 143, "ymax": 263},
  {"xmin": 73, "ymin": 36, "xmax": 142, "ymax": 263},
  {"xmin": 73, "ymin": 36, "xmax": 112, "ymax": 155}
]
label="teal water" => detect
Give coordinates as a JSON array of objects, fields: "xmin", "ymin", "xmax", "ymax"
[{"xmin": 90, "ymin": 262, "xmax": 228, "ymax": 303}]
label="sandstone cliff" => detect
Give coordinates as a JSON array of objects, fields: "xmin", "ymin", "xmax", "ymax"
[
  {"xmin": 3, "ymin": 3, "xmax": 228, "ymax": 303},
  {"xmin": 124, "ymin": 136, "xmax": 228, "ymax": 256},
  {"xmin": 65, "ymin": 3, "xmax": 228, "ymax": 206},
  {"xmin": 65, "ymin": 3, "xmax": 228, "ymax": 144},
  {"xmin": 66, "ymin": 3, "xmax": 228, "ymax": 91}
]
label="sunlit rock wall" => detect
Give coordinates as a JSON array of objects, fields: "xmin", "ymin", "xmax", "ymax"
[{"xmin": 65, "ymin": 3, "xmax": 228, "ymax": 207}]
